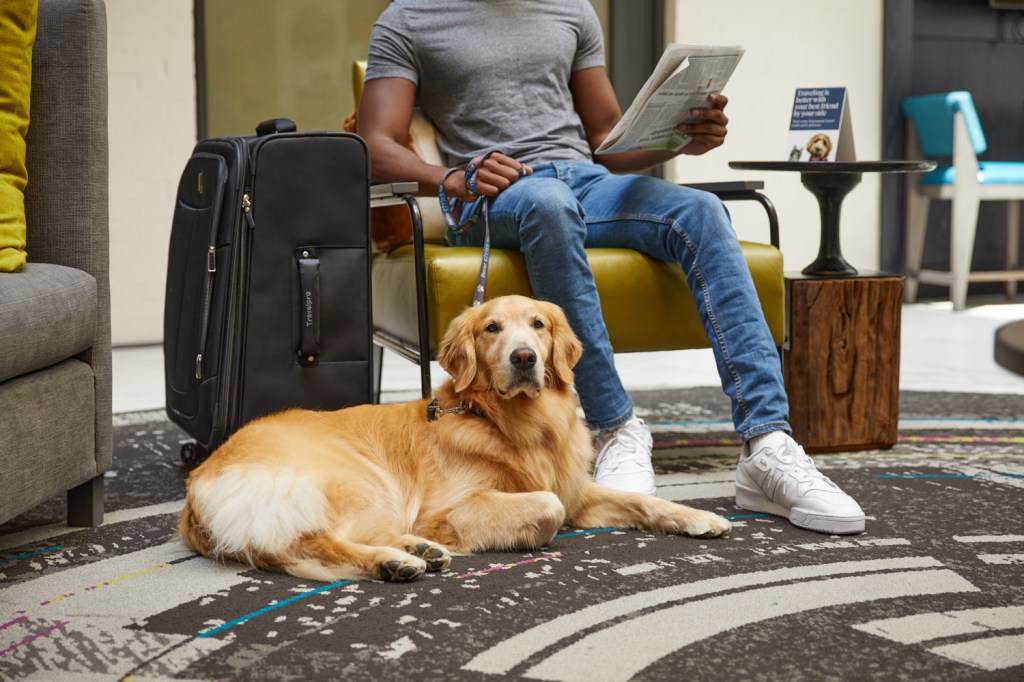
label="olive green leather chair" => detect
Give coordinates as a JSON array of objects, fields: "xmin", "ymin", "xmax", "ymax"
[{"xmin": 355, "ymin": 62, "xmax": 785, "ymax": 398}]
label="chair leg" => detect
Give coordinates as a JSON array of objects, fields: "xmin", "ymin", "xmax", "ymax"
[
  {"xmin": 371, "ymin": 343, "xmax": 384, "ymax": 404},
  {"xmin": 949, "ymin": 192, "xmax": 981, "ymax": 311},
  {"xmin": 904, "ymin": 185, "xmax": 930, "ymax": 303},
  {"xmin": 1006, "ymin": 200, "xmax": 1020, "ymax": 300},
  {"xmin": 67, "ymin": 474, "xmax": 104, "ymax": 527}
]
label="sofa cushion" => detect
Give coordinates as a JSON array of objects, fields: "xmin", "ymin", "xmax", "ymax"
[
  {"xmin": 0, "ymin": 262, "xmax": 97, "ymax": 382},
  {"xmin": 0, "ymin": 358, "xmax": 96, "ymax": 524},
  {"xmin": 0, "ymin": 0, "xmax": 37, "ymax": 273}
]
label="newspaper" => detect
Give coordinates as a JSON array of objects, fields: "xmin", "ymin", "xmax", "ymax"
[{"xmin": 594, "ymin": 44, "xmax": 745, "ymax": 155}]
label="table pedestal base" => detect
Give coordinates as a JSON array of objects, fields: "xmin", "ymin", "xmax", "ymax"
[
  {"xmin": 995, "ymin": 320, "xmax": 1024, "ymax": 376},
  {"xmin": 784, "ymin": 274, "xmax": 903, "ymax": 453},
  {"xmin": 800, "ymin": 171, "xmax": 861, "ymax": 277}
]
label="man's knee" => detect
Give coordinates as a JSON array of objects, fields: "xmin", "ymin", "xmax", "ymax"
[
  {"xmin": 498, "ymin": 177, "xmax": 585, "ymax": 240},
  {"xmin": 673, "ymin": 188, "xmax": 736, "ymax": 242}
]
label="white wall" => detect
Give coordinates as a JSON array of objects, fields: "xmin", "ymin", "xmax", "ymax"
[
  {"xmin": 666, "ymin": 0, "xmax": 885, "ymax": 272},
  {"xmin": 107, "ymin": 0, "xmax": 196, "ymax": 345}
]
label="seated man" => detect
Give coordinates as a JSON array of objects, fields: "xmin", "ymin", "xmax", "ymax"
[{"xmin": 358, "ymin": 0, "xmax": 865, "ymax": 535}]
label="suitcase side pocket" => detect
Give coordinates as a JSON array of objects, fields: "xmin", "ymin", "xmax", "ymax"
[{"xmin": 165, "ymin": 153, "xmax": 228, "ymax": 421}]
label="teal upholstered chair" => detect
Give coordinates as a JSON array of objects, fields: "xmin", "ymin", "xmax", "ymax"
[{"xmin": 901, "ymin": 91, "xmax": 1024, "ymax": 310}]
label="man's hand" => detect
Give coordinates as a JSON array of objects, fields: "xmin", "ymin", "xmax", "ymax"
[
  {"xmin": 678, "ymin": 93, "xmax": 729, "ymax": 156},
  {"xmin": 443, "ymin": 152, "xmax": 532, "ymax": 202}
]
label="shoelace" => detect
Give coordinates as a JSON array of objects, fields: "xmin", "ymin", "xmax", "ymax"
[
  {"xmin": 761, "ymin": 443, "xmax": 829, "ymax": 485},
  {"xmin": 598, "ymin": 423, "xmax": 651, "ymax": 470}
]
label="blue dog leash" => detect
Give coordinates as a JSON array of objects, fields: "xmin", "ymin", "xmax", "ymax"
[
  {"xmin": 430, "ymin": 151, "xmax": 527, "ymax": 422},
  {"xmin": 439, "ymin": 150, "xmax": 520, "ymax": 307}
]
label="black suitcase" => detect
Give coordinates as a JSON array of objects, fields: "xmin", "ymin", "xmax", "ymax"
[{"xmin": 164, "ymin": 118, "xmax": 373, "ymax": 465}]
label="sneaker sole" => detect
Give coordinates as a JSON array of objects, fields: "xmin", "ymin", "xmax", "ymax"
[
  {"xmin": 594, "ymin": 478, "xmax": 657, "ymax": 496},
  {"xmin": 736, "ymin": 487, "xmax": 865, "ymax": 535}
]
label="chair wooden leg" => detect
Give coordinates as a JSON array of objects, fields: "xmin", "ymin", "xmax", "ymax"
[
  {"xmin": 67, "ymin": 474, "xmax": 104, "ymax": 527},
  {"xmin": 1006, "ymin": 200, "xmax": 1020, "ymax": 299},
  {"xmin": 949, "ymin": 191, "xmax": 981, "ymax": 311},
  {"xmin": 949, "ymin": 109, "xmax": 983, "ymax": 311},
  {"xmin": 904, "ymin": 184, "xmax": 930, "ymax": 303}
]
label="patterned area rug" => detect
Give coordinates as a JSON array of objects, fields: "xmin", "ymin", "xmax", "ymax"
[{"xmin": 2, "ymin": 389, "xmax": 1023, "ymax": 681}]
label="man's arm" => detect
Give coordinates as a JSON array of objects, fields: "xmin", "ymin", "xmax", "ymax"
[
  {"xmin": 570, "ymin": 66, "xmax": 730, "ymax": 173},
  {"xmin": 358, "ymin": 77, "xmax": 530, "ymax": 201},
  {"xmin": 357, "ymin": 77, "xmax": 441, "ymax": 192}
]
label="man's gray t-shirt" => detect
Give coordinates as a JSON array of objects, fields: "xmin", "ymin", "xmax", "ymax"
[{"xmin": 365, "ymin": 0, "xmax": 606, "ymax": 168}]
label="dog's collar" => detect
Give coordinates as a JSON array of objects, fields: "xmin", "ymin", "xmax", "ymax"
[{"xmin": 427, "ymin": 399, "xmax": 485, "ymax": 422}]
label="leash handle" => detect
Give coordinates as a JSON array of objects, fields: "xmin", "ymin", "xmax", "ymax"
[{"xmin": 438, "ymin": 150, "xmax": 503, "ymax": 307}]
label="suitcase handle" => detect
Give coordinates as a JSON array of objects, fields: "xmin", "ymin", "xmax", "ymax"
[
  {"xmin": 296, "ymin": 249, "xmax": 320, "ymax": 367},
  {"xmin": 256, "ymin": 118, "xmax": 298, "ymax": 136}
]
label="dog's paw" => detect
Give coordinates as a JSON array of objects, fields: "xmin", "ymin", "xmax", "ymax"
[
  {"xmin": 379, "ymin": 555, "xmax": 428, "ymax": 582},
  {"xmin": 669, "ymin": 509, "xmax": 731, "ymax": 538},
  {"xmin": 405, "ymin": 541, "xmax": 452, "ymax": 572}
]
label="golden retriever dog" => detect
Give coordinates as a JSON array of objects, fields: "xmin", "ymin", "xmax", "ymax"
[
  {"xmin": 178, "ymin": 296, "xmax": 731, "ymax": 582},
  {"xmin": 805, "ymin": 132, "xmax": 833, "ymax": 162}
]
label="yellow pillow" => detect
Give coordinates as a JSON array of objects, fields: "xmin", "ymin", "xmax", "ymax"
[{"xmin": 0, "ymin": 0, "xmax": 37, "ymax": 273}]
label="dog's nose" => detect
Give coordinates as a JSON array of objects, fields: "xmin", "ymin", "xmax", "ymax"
[{"xmin": 510, "ymin": 348, "xmax": 537, "ymax": 370}]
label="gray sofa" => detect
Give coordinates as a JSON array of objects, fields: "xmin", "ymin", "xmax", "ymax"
[{"xmin": 0, "ymin": 0, "xmax": 111, "ymax": 527}]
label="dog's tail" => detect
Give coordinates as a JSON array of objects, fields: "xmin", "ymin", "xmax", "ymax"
[
  {"xmin": 177, "ymin": 496, "xmax": 215, "ymax": 557},
  {"xmin": 176, "ymin": 467, "xmax": 398, "ymax": 582},
  {"xmin": 177, "ymin": 498, "xmax": 410, "ymax": 582}
]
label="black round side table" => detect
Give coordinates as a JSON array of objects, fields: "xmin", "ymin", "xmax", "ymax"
[{"xmin": 728, "ymin": 161, "xmax": 936, "ymax": 277}]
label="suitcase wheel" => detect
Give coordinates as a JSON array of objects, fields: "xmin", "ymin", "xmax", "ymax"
[{"xmin": 180, "ymin": 442, "xmax": 208, "ymax": 467}]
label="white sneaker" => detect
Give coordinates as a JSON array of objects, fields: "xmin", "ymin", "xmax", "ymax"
[
  {"xmin": 593, "ymin": 417, "xmax": 657, "ymax": 496},
  {"xmin": 735, "ymin": 433, "xmax": 865, "ymax": 534}
]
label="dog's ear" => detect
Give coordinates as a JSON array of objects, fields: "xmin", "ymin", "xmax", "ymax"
[
  {"xmin": 437, "ymin": 308, "xmax": 478, "ymax": 393},
  {"xmin": 541, "ymin": 301, "xmax": 583, "ymax": 388}
]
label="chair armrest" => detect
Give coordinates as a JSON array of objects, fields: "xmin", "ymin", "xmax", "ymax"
[
  {"xmin": 370, "ymin": 182, "xmax": 419, "ymax": 204},
  {"xmin": 681, "ymin": 181, "xmax": 779, "ymax": 249},
  {"xmin": 26, "ymin": 0, "xmax": 109, "ymax": 274},
  {"xmin": 682, "ymin": 180, "xmax": 764, "ymax": 193}
]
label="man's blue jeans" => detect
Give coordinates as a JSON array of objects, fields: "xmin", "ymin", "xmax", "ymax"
[{"xmin": 448, "ymin": 161, "xmax": 791, "ymax": 441}]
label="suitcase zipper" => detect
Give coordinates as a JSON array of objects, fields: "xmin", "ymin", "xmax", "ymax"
[
  {"xmin": 191, "ymin": 153, "xmax": 229, "ymax": 383},
  {"xmin": 242, "ymin": 192, "xmax": 255, "ymax": 229},
  {"xmin": 217, "ymin": 191, "xmax": 252, "ymax": 380},
  {"xmin": 217, "ymin": 192, "xmax": 252, "ymax": 380},
  {"xmin": 195, "ymin": 244, "xmax": 217, "ymax": 379}
]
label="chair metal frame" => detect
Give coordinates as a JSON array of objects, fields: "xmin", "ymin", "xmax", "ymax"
[{"xmin": 370, "ymin": 182, "xmax": 779, "ymax": 399}]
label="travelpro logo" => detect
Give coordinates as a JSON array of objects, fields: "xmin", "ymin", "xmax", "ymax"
[{"xmin": 305, "ymin": 291, "xmax": 314, "ymax": 327}]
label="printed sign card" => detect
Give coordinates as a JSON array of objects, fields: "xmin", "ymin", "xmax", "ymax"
[{"xmin": 784, "ymin": 87, "xmax": 856, "ymax": 162}]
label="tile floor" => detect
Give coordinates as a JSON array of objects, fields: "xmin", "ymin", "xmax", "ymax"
[{"xmin": 113, "ymin": 299, "xmax": 1024, "ymax": 415}]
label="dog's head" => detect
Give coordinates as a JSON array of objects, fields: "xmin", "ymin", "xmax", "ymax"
[
  {"xmin": 437, "ymin": 295, "xmax": 583, "ymax": 399},
  {"xmin": 805, "ymin": 133, "xmax": 833, "ymax": 161}
]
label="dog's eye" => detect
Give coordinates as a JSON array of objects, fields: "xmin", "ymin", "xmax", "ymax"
[
  {"xmin": 485, "ymin": 322, "xmax": 501, "ymax": 334},
  {"xmin": 532, "ymin": 318, "xmax": 545, "ymax": 329}
]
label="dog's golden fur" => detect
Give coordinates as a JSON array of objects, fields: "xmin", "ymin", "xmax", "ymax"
[{"xmin": 178, "ymin": 296, "xmax": 730, "ymax": 582}]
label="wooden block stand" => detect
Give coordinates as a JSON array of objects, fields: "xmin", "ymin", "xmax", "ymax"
[{"xmin": 783, "ymin": 273, "xmax": 903, "ymax": 453}]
